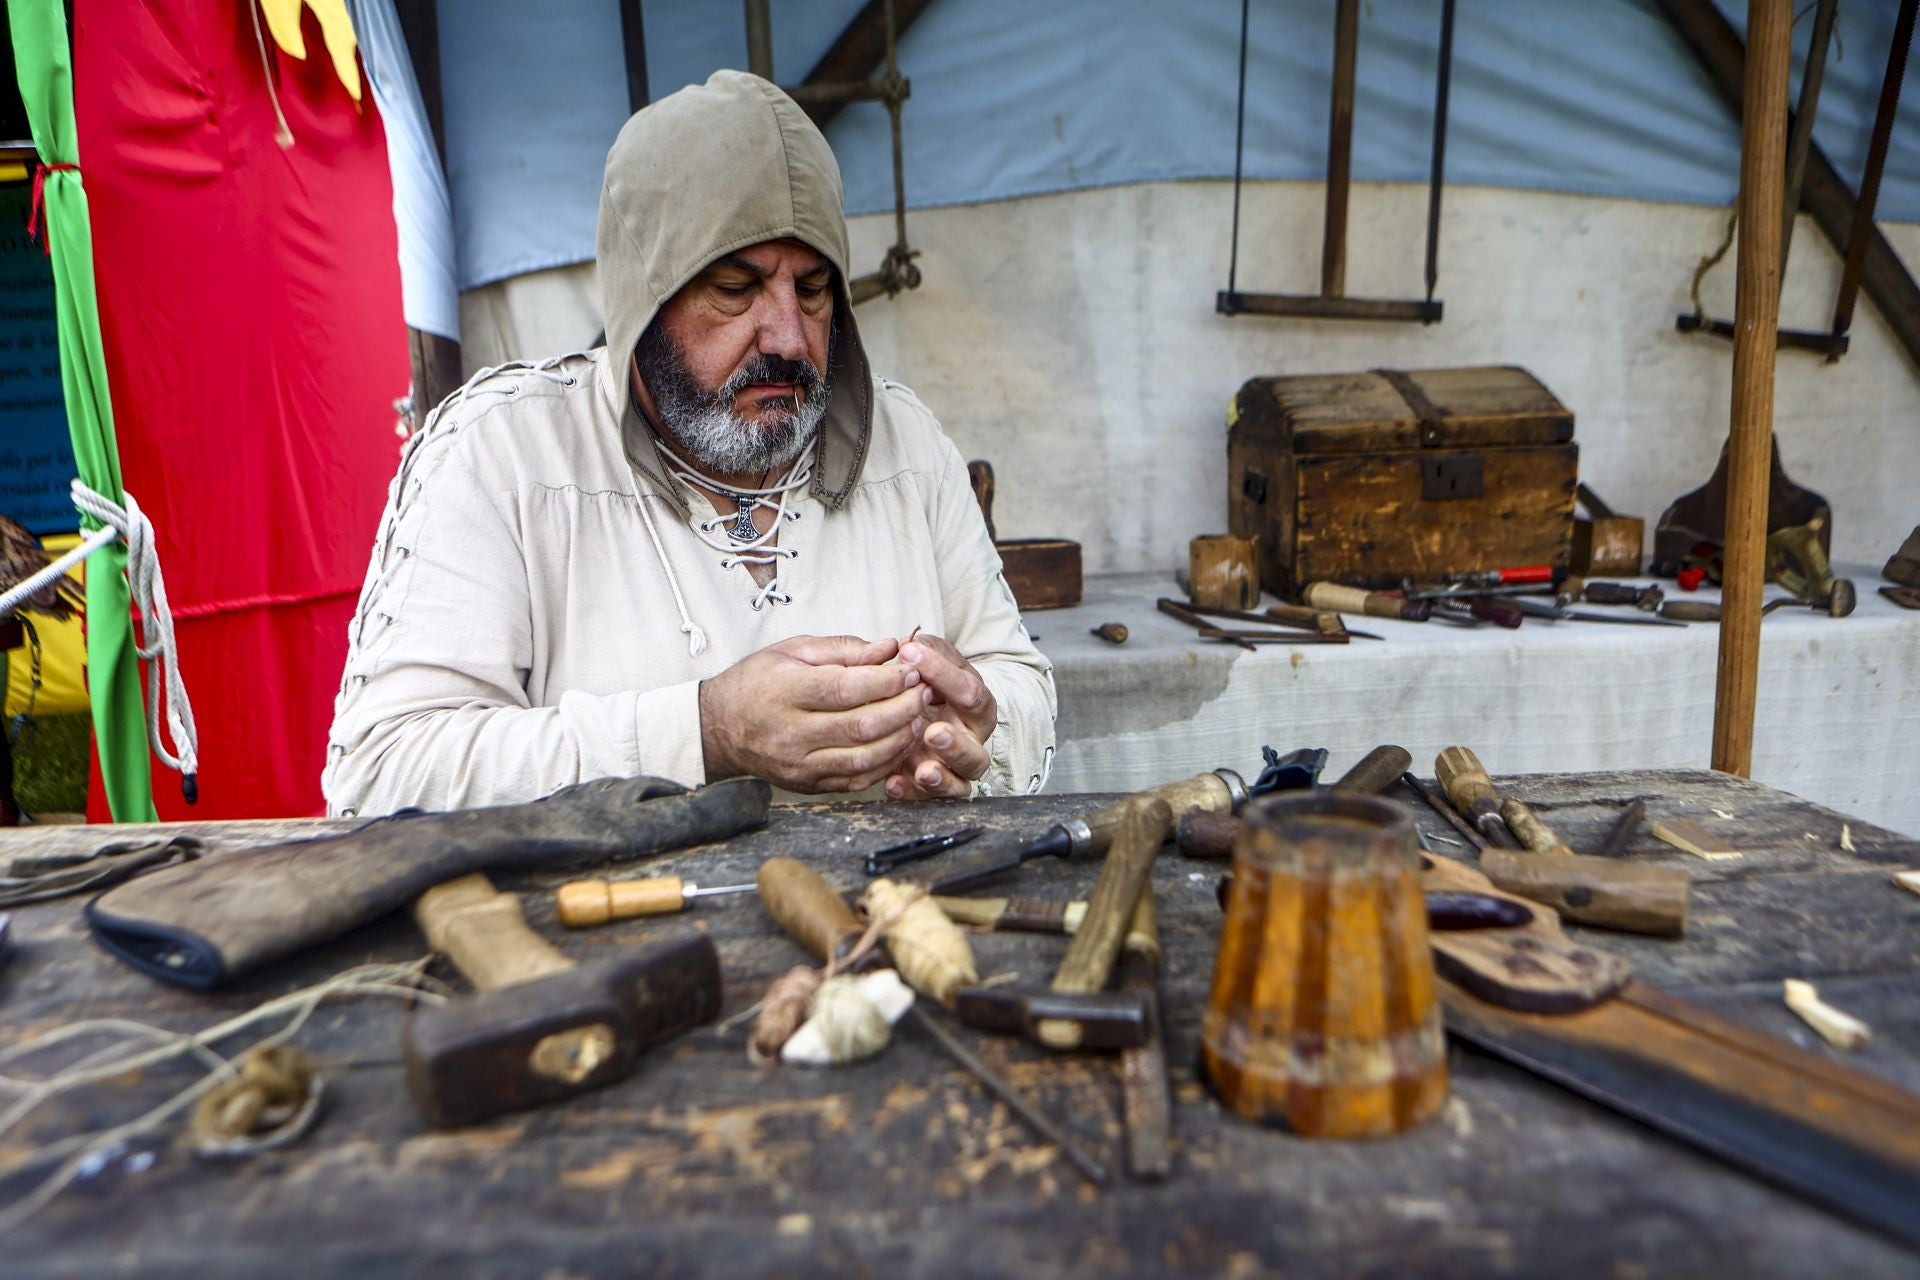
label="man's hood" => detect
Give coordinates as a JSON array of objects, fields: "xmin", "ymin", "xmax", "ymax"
[{"xmin": 596, "ymin": 70, "xmax": 873, "ymax": 512}]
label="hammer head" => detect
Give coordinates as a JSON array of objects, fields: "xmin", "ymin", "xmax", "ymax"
[
  {"xmin": 403, "ymin": 933, "xmax": 720, "ymax": 1128},
  {"xmin": 955, "ymin": 986, "xmax": 1150, "ymax": 1051}
]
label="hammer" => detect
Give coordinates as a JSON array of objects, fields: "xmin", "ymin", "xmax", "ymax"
[{"xmin": 403, "ymin": 873, "xmax": 721, "ymax": 1128}]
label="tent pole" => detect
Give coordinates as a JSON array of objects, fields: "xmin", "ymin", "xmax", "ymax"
[{"xmin": 1711, "ymin": 0, "xmax": 1791, "ymax": 778}]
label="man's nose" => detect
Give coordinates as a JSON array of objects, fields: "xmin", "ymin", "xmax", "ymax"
[{"xmin": 755, "ymin": 286, "xmax": 810, "ymax": 362}]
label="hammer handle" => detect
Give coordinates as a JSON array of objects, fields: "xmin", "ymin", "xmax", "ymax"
[
  {"xmin": 1500, "ymin": 798, "xmax": 1575, "ymax": 857},
  {"xmin": 757, "ymin": 857, "xmax": 862, "ymax": 964},
  {"xmin": 1086, "ymin": 772, "xmax": 1237, "ymax": 855},
  {"xmin": 1051, "ymin": 798, "xmax": 1172, "ymax": 1000},
  {"xmin": 935, "ymin": 895, "xmax": 1087, "ymax": 935},
  {"xmin": 413, "ymin": 873, "xmax": 573, "ymax": 993},
  {"xmin": 1334, "ymin": 744, "xmax": 1414, "ymax": 794},
  {"xmin": 1435, "ymin": 747, "xmax": 1503, "ymax": 831},
  {"xmin": 1303, "ymin": 582, "xmax": 1430, "ymax": 622},
  {"xmin": 1480, "ymin": 849, "xmax": 1689, "ymax": 937},
  {"xmin": 1176, "ymin": 808, "xmax": 1240, "ymax": 861}
]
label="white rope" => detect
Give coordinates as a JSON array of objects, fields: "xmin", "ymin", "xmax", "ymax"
[
  {"xmin": 654, "ymin": 438, "xmax": 815, "ymax": 611},
  {"xmin": 68, "ymin": 479, "xmax": 199, "ymax": 783},
  {"xmin": 635, "ymin": 494, "xmax": 710, "ymax": 658},
  {"xmin": 0, "ymin": 524, "xmax": 116, "ymax": 619}
]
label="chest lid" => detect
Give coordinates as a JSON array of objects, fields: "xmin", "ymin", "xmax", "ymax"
[{"xmin": 1233, "ymin": 366, "xmax": 1573, "ymax": 454}]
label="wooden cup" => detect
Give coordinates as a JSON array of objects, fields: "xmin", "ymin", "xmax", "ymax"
[
  {"xmin": 1201, "ymin": 791, "xmax": 1448, "ymax": 1137},
  {"xmin": 1189, "ymin": 535, "xmax": 1260, "ymax": 610}
]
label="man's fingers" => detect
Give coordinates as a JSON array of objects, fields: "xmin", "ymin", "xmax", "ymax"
[
  {"xmin": 780, "ymin": 634, "xmax": 900, "ymax": 668},
  {"xmin": 829, "ymin": 683, "xmax": 929, "ymax": 748},
  {"xmin": 922, "ymin": 720, "xmax": 990, "ymax": 783},
  {"xmin": 899, "ymin": 640, "xmax": 995, "ymax": 736},
  {"xmin": 810, "ymin": 721, "xmax": 918, "ymax": 791},
  {"xmin": 794, "ymin": 660, "xmax": 920, "ymax": 711}
]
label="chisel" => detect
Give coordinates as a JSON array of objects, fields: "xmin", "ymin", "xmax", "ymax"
[
  {"xmin": 1500, "ymin": 597, "xmax": 1686, "ymax": 627},
  {"xmin": 1265, "ymin": 601, "xmax": 1383, "ymax": 640}
]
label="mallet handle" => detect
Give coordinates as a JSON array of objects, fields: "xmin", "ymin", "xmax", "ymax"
[
  {"xmin": 1044, "ymin": 798, "xmax": 1172, "ymax": 1051},
  {"xmin": 414, "ymin": 873, "xmax": 573, "ymax": 992}
]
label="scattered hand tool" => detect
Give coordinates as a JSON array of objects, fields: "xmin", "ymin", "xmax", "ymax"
[
  {"xmin": 1582, "ymin": 581, "xmax": 1665, "ymax": 611},
  {"xmin": 1265, "ymin": 601, "xmax": 1383, "ymax": 639},
  {"xmin": 1199, "ymin": 626, "xmax": 1350, "ymax": 645},
  {"xmin": 1766, "ymin": 517, "xmax": 1856, "ymax": 616},
  {"xmin": 755, "ymin": 856, "xmax": 1111, "ymax": 1187},
  {"xmin": 934, "ymin": 894, "xmax": 1086, "ymax": 934},
  {"xmin": 1598, "ymin": 799, "xmax": 1648, "ymax": 857},
  {"xmin": 1251, "ymin": 745, "xmax": 1330, "ymax": 794},
  {"xmin": 1179, "ymin": 746, "xmax": 1410, "ymax": 861},
  {"xmin": 1035, "ymin": 798, "xmax": 1172, "ymax": 1051},
  {"xmin": 1158, "ymin": 596, "xmax": 1255, "ymax": 650},
  {"xmin": 1881, "ymin": 585, "xmax": 1920, "ymax": 610},
  {"xmin": 1444, "ymin": 762, "xmax": 1689, "ymax": 936},
  {"xmin": 1118, "ymin": 890, "xmax": 1171, "ymax": 1181},
  {"xmin": 1659, "ymin": 594, "xmax": 1846, "ymax": 623},
  {"xmin": 1302, "ymin": 581, "xmax": 1432, "ymax": 621},
  {"xmin": 1495, "ymin": 596, "xmax": 1687, "ymax": 627},
  {"xmin": 556, "ymin": 876, "xmax": 756, "ymax": 927},
  {"xmin": 1443, "ymin": 564, "xmax": 1556, "ymax": 586},
  {"xmin": 953, "ymin": 987, "xmax": 1150, "ymax": 1050},
  {"xmin": 863, "ymin": 825, "xmax": 985, "ymax": 876},
  {"xmin": 1429, "ymin": 598, "xmax": 1524, "ymax": 628},
  {"xmin": 1405, "ymin": 581, "xmax": 1555, "ymax": 601},
  {"xmin": 1434, "ymin": 748, "xmax": 1521, "ymax": 847},
  {"xmin": 1090, "ymin": 622, "xmax": 1130, "ymax": 644},
  {"xmin": 404, "ymin": 872, "xmax": 721, "ymax": 1128},
  {"xmin": 1402, "ymin": 771, "xmax": 1489, "ymax": 852},
  {"xmin": 925, "ymin": 768, "xmax": 1247, "ymax": 895},
  {"xmin": 1422, "ymin": 855, "xmax": 1920, "ymax": 1249}
]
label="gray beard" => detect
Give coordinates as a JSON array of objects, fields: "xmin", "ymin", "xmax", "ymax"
[{"xmin": 634, "ymin": 325, "xmax": 830, "ymax": 476}]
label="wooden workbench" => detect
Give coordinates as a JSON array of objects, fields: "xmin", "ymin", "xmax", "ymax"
[{"xmin": 2, "ymin": 769, "xmax": 1917, "ymax": 1277}]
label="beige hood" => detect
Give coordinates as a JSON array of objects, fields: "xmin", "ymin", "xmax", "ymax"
[{"xmin": 596, "ymin": 70, "xmax": 874, "ymax": 511}]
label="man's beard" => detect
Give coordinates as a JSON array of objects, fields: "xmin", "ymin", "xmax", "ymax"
[{"xmin": 633, "ymin": 322, "xmax": 831, "ymax": 476}]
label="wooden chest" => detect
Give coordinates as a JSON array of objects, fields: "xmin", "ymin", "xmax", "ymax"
[{"xmin": 1227, "ymin": 366, "xmax": 1578, "ymax": 595}]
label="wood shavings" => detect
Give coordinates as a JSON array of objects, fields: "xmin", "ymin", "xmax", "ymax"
[
  {"xmin": 782, "ymin": 971, "xmax": 914, "ymax": 1066},
  {"xmin": 1783, "ymin": 979, "xmax": 1871, "ymax": 1051},
  {"xmin": 1713, "ymin": 809, "xmax": 1734, "ymax": 820},
  {"xmin": 1650, "ymin": 817, "xmax": 1742, "ymax": 861},
  {"xmin": 1840, "ymin": 824, "xmax": 1855, "ymax": 852},
  {"xmin": 862, "ymin": 878, "xmax": 977, "ymax": 1007},
  {"xmin": 1894, "ymin": 870, "xmax": 1920, "ymax": 897}
]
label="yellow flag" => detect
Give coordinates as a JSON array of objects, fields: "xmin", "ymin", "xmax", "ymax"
[{"xmin": 258, "ymin": 0, "xmax": 362, "ymax": 103}]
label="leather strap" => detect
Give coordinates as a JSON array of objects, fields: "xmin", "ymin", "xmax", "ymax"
[{"xmin": 1374, "ymin": 367, "xmax": 1446, "ymax": 447}]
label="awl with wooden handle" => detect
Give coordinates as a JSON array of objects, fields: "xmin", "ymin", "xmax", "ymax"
[
  {"xmin": 556, "ymin": 876, "xmax": 755, "ymax": 927},
  {"xmin": 1488, "ymin": 797, "xmax": 1689, "ymax": 937},
  {"xmin": 1434, "ymin": 747, "xmax": 1520, "ymax": 846},
  {"xmin": 1178, "ymin": 745, "xmax": 1411, "ymax": 860}
]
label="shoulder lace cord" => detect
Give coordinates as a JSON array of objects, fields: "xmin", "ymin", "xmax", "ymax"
[
  {"xmin": 67, "ymin": 480, "xmax": 200, "ymax": 792},
  {"xmin": 653, "ymin": 438, "xmax": 816, "ymax": 611}
]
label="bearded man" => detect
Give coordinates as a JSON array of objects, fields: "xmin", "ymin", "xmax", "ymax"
[{"xmin": 322, "ymin": 71, "xmax": 1056, "ymax": 816}]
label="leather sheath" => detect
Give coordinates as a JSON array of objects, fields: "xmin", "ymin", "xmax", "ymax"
[{"xmin": 86, "ymin": 775, "xmax": 772, "ymax": 990}]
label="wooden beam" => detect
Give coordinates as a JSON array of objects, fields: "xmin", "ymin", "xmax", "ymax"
[
  {"xmin": 1712, "ymin": 0, "xmax": 1791, "ymax": 778},
  {"xmin": 792, "ymin": 0, "xmax": 937, "ymax": 129},
  {"xmin": 1654, "ymin": 0, "xmax": 1920, "ymax": 373},
  {"xmin": 619, "ymin": 0, "xmax": 650, "ymax": 113},
  {"xmin": 390, "ymin": 0, "xmax": 445, "ymax": 164},
  {"xmin": 1830, "ymin": 0, "xmax": 1916, "ymax": 343},
  {"xmin": 1322, "ymin": 0, "xmax": 1359, "ymax": 299}
]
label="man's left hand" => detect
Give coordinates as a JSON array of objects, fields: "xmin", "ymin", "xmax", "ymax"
[{"xmin": 884, "ymin": 635, "xmax": 997, "ymax": 800}]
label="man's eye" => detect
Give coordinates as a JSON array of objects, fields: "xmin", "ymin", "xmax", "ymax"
[{"xmin": 716, "ymin": 283, "xmax": 753, "ymax": 297}]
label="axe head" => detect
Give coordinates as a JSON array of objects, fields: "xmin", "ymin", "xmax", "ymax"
[{"xmin": 403, "ymin": 933, "xmax": 721, "ymax": 1128}]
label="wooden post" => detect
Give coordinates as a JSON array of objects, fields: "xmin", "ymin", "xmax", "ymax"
[
  {"xmin": 1321, "ymin": 0, "xmax": 1359, "ymax": 299},
  {"xmin": 1711, "ymin": 0, "xmax": 1791, "ymax": 778}
]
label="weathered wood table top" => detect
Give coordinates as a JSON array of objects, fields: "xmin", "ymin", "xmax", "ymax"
[{"xmin": 2, "ymin": 769, "xmax": 1917, "ymax": 1278}]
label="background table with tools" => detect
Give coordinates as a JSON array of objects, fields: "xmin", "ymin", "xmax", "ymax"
[
  {"xmin": 1044, "ymin": 568, "xmax": 1920, "ymax": 838},
  {"xmin": 3, "ymin": 768, "xmax": 1918, "ymax": 1276}
]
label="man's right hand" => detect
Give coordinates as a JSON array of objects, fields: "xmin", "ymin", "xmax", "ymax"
[{"xmin": 698, "ymin": 635, "xmax": 931, "ymax": 793}]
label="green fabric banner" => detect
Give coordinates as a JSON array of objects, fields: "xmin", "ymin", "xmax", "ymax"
[{"xmin": 10, "ymin": 0, "xmax": 158, "ymax": 822}]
